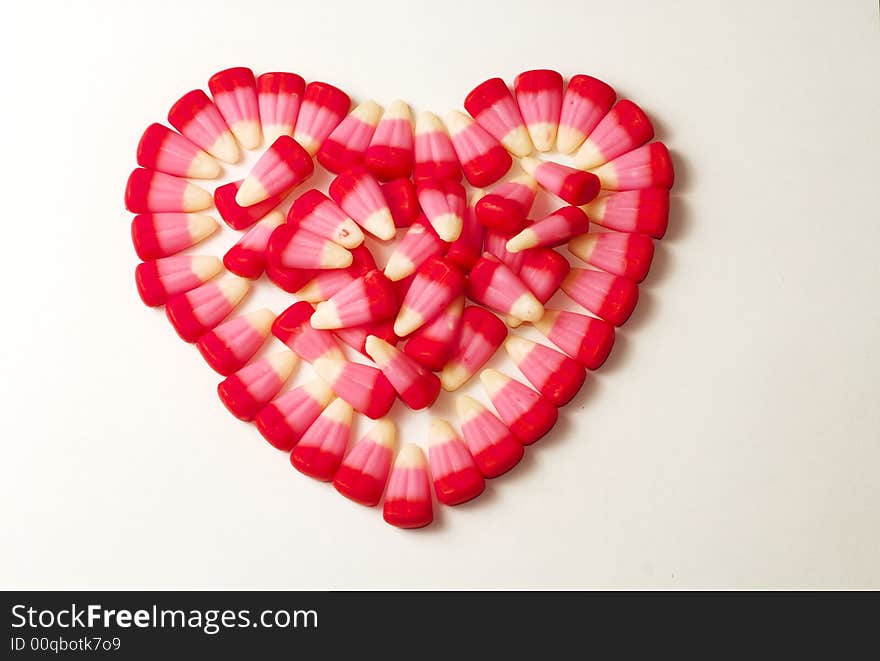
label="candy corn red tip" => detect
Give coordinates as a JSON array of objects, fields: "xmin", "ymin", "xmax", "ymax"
[
  {"xmin": 520, "ymin": 157, "xmax": 600, "ymax": 206},
  {"xmin": 167, "ymin": 89, "xmax": 241, "ymax": 164},
  {"xmin": 197, "ymin": 308, "xmax": 275, "ymax": 376},
  {"xmin": 394, "ymin": 257, "xmax": 466, "ymax": 337},
  {"xmin": 329, "ymin": 167, "xmax": 397, "ymax": 240},
  {"xmin": 444, "ymin": 110, "xmax": 512, "ymax": 188},
  {"xmin": 561, "ymin": 268, "xmax": 639, "ymax": 326},
  {"xmin": 135, "ymin": 255, "xmax": 222, "ymax": 307},
  {"xmin": 293, "ymin": 81, "xmax": 351, "ymax": 156},
  {"xmin": 474, "ymin": 174, "xmax": 537, "ymax": 234},
  {"xmin": 514, "ymin": 69, "xmax": 563, "ymax": 153},
  {"xmin": 125, "ymin": 168, "xmax": 213, "ymax": 214},
  {"xmin": 257, "ymin": 72, "xmax": 305, "ymax": 144},
  {"xmin": 223, "ymin": 210, "xmax": 284, "ymax": 279},
  {"xmin": 414, "ymin": 111, "xmax": 462, "ymax": 183},
  {"xmin": 290, "ymin": 397, "xmax": 354, "ymax": 481},
  {"xmin": 235, "ymin": 135, "xmax": 313, "ymax": 206},
  {"xmin": 165, "ymin": 275, "xmax": 250, "ymax": 342},
  {"xmin": 310, "ymin": 269, "xmax": 397, "ymax": 329},
  {"xmin": 254, "ymin": 379, "xmax": 334, "ymax": 451},
  {"xmin": 217, "ymin": 351, "xmax": 298, "ymax": 421},
  {"xmin": 574, "ymin": 99, "xmax": 654, "ymax": 170},
  {"xmin": 383, "ymin": 444, "xmax": 433, "ymax": 529},
  {"xmin": 456, "ymin": 395, "xmax": 524, "ymax": 478},
  {"xmin": 403, "ymin": 294, "xmax": 464, "ymax": 371},
  {"xmin": 365, "ymin": 335, "xmax": 441, "ymax": 410},
  {"xmin": 383, "ymin": 217, "xmax": 446, "ymax": 282},
  {"xmin": 333, "ymin": 419, "xmax": 397, "ymax": 506},
  {"xmin": 568, "ymin": 231, "xmax": 655, "ymax": 283},
  {"xmin": 213, "ymin": 179, "xmax": 290, "ymax": 231},
  {"xmin": 589, "ymin": 142, "xmax": 674, "ymax": 191},
  {"xmin": 506, "ymin": 204, "xmax": 589, "ymax": 253},
  {"xmin": 533, "ymin": 308, "xmax": 615, "ymax": 370},
  {"xmin": 381, "ymin": 177, "xmax": 420, "ymax": 228},
  {"xmin": 131, "ymin": 212, "xmax": 218, "ymax": 261},
  {"xmin": 364, "ymin": 100, "xmax": 415, "ymax": 181},
  {"xmin": 416, "ymin": 178, "xmax": 466, "ymax": 242},
  {"xmin": 208, "ymin": 67, "xmax": 262, "ymax": 150},
  {"xmin": 427, "ymin": 418, "xmax": 485, "ymax": 506},
  {"xmin": 480, "ymin": 369, "xmax": 558, "ymax": 445},
  {"xmin": 557, "ymin": 74, "xmax": 617, "ymax": 154},
  {"xmin": 504, "ymin": 335, "xmax": 586, "ymax": 406},
  {"xmin": 464, "ymin": 77, "xmax": 533, "ymax": 158},
  {"xmin": 467, "ymin": 253, "xmax": 544, "ymax": 322},
  {"xmin": 317, "ymin": 100, "xmax": 383, "ymax": 173},
  {"xmin": 581, "ymin": 188, "xmax": 669, "ymax": 239},
  {"xmin": 136, "ymin": 123, "xmax": 221, "ymax": 179},
  {"xmin": 289, "ymin": 189, "xmax": 364, "ymax": 249},
  {"xmin": 439, "ymin": 305, "xmax": 508, "ymax": 392}
]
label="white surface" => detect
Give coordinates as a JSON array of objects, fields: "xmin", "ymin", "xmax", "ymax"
[{"xmin": 1, "ymin": 0, "xmax": 878, "ymax": 589}]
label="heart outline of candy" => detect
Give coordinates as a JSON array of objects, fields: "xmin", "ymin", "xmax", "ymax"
[{"xmin": 126, "ymin": 67, "xmax": 674, "ymax": 530}]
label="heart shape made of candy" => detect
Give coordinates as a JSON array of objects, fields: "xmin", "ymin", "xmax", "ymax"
[{"xmin": 126, "ymin": 67, "xmax": 674, "ymax": 530}]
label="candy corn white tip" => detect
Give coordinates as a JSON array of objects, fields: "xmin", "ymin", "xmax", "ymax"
[
  {"xmin": 320, "ymin": 242, "xmax": 354, "ymax": 269},
  {"xmin": 431, "ymin": 213, "xmax": 463, "ymax": 242},
  {"xmin": 519, "ymin": 157, "xmax": 541, "ymax": 177},
  {"xmin": 416, "ymin": 111, "xmax": 445, "ymax": 134},
  {"xmin": 479, "ymin": 369, "xmax": 510, "ymax": 398},
  {"xmin": 568, "ymin": 234, "xmax": 598, "ymax": 260},
  {"xmin": 556, "ymin": 126, "xmax": 585, "ymax": 155},
  {"xmin": 384, "ymin": 100, "xmax": 412, "ymax": 121},
  {"xmin": 352, "ymin": 100, "xmax": 383, "ymax": 124},
  {"xmin": 296, "ymin": 136, "xmax": 320, "ymax": 156},
  {"xmin": 267, "ymin": 351, "xmax": 299, "ymax": 379},
  {"xmin": 322, "ymin": 397, "xmax": 354, "ymax": 424},
  {"xmin": 502, "ymin": 127, "xmax": 534, "ymax": 158},
  {"xmin": 187, "ymin": 214, "xmax": 220, "ymax": 242},
  {"xmin": 455, "ymin": 395, "xmax": 483, "ymax": 423},
  {"xmin": 313, "ymin": 356, "xmax": 346, "ymax": 384},
  {"xmin": 527, "ymin": 123, "xmax": 557, "ymax": 152},
  {"xmin": 574, "ymin": 142, "xmax": 605, "ymax": 171},
  {"xmin": 217, "ymin": 275, "xmax": 250, "ymax": 303},
  {"xmin": 504, "ymin": 335, "xmax": 535, "ymax": 364},
  {"xmin": 190, "ymin": 255, "xmax": 224, "ymax": 281},
  {"xmin": 363, "ymin": 209, "xmax": 396, "ymax": 240},
  {"xmin": 261, "ymin": 125, "xmax": 289, "ymax": 145},
  {"xmin": 364, "ymin": 335, "xmax": 394, "ymax": 367},
  {"xmin": 310, "ymin": 302, "xmax": 343, "ymax": 329},
  {"xmin": 510, "ymin": 292, "xmax": 543, "ymax": 322},
  {"xmin": 230, "ymin": 119, "xmax": 262, "ymax": 151},
  {"xmin": 210, "ymin": 133, "xmax": 242, "ymax": 164},
  {"xmin": 234, "ymin": 177, "xmax": 269, "ymax": 207},
  {"xmin": 395, "ymin": 443, "xmax": 426, "ymax": 468},
  {"xmin": 383, "ymin": 252, "xmax": 415, "ymax": 281},
  {"xmin": 367, "ymin": 419, "xmax": 397, "ymax": 449},
  {"xmin": 443, "ymin": 110, "xmax": 470, "ymax": 135},
  {"xmin": 182, "ymin": 183, "xmax": 214, "ymax": 212},
  {"xmin": 304, "ymin": 377, "xmax": 335, "ymax": 404},
  {"xmin": 333, "ymin": 219, "xmax": 365, "ymax": 249},
  {"xmin": 246, "ymin": 308, "xmax": 276, "ymax": 334},
  {"xmin": 428, "ymin": 418, "xmax": 458, "ymax": 446},
  {"xmin": 188, "ymin": 151, "xmax": 222, "ymax": 179},
  {"xmin": 505, "ymin": 229, "xmax": 538, "ymax": 253},
  {"xmin": 510, "ymin": 173, "xmax": 538, "ymax": 192},
  {"xmin": 505, "ymin": 315, "xmax": 524, "ymax": 328},
  {"xmin": 440, "ymin": 363, "xmax": 470, "ymax": 392},
  {"xmin": 393, "ymin": 306, "xmax": 422, "ymax": 337}
]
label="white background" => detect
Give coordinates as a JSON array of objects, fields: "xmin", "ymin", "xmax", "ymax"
[{"xmin": 1, "ymin": 0, "xmax": 878, "ymax": 589}]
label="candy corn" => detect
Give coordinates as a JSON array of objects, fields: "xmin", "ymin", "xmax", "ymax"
[
  {"xmin": 290, "ymin": 398, "xmax": 353, "ymax": 481},
  {"xmin": 568, "ymin": 231, "xmax": 655, "ymax": 282},
  {"xmin": 416, "ymin": 178, "xmax": 466, "ymax": 242},
  {"xmin": 208, "ymin": 67, "xmax": 262, "ymax": 150},
  {"xmin": 333, "ymin": 318, "xmax": 397, "ymax": 356},
  {"xmin": 562, "ymin": 268, "xmax": 639, "ymax": 326},
  {"xmin": 383, "ymin": 217, "xmax": 446, "ymax": 281},
  {"xmin": 480, "ymin": 369, "xmax": 557, "ymax": 445},
  {"xmin": 264, "ymin": 226, "xmax": 315, "ymax": 292},
  {"xmin": 277, "ymin": 227, "xmax": 353, "ymax": 270},
  {"xmin": 294, "ymin": 244, "xmax": 376, "ymax": 302},
  {"xmin": 364, "ymin": 100, "xmax": 414, "ymax": 181},
  {"xmin": 394, "ymin": 257, "xmax": 466, "ymax": 337},
  {"xmin": 293, "ymin": 81, "xmax": 351, "ymax": 156},
  {"xmin": 235, "ymin": 135, "xmax": 313, "ymax": 206},
  {"xmin": 427, "ymin": 418, "xmax": 485, "ymax": 506},
  {"xmin": 365, "ymin": 335, "xmax": 441, "ymax": 410},
  {"xmin": 257, "ymin": 72, "xmax": 305, "ymax": 144},
  {"xmin": 464, "ymin": 77, "xmax": 533, "ymax": 157},
  {"xmin": 196, "ymin": 308, "xmax": 275, "ymax": 376},
  {"xmin": 271, "ymin": 301, "xmax": 344, "ymax": 362},
  {"xmin": 288, "ymin": 189, "xmax": 363, "ymax": 249},
  {"xmin": 221, "ymin": 210, "xmax": 281, "ymax": 278},
  {"xmin": 445, "ymin": 110, "xmax": 512, "ymax": 187},
  {"xmin": 254, "ymin": 379, "xmax": 334, "ymax": 451},
  {"xmin": 328, "ymin": 167, "xmax": 396, "ymax": 240},
  {"xmin": 217, "ymin": 351, "xmax": 298, "ymax": 421},
  {"xmin": 474, "ymin": 174, "xmax": 537, "ymax": 233},
  {"xmin": 165, "ymin": 275, "xmax": 250, "ymax": 342},
  {"xmin": 131, "ymin": 212, "xmax": 217, "ymax": 261},
  {"xmin": 333, "ymin": 419, "xmax": 396, "ymax": 506},
  {"xmin": 445, "ymin": 200, "xmax": 484, "ymax": 270},
  {"xmin": 516, "ymin": 247, "xmax": 570, "ymax": 305},
  {"xmin": 582, "ymin": 189, "xmax": 669, "ymax": 239},
  {"xmin": 514, "ymin": 69, "xmax": 563, "ymax": 152},
  {"xmin": 311, "ymin": 269, "xmax": 398, "ymax": 329},
  {"xmin": 483, "ymin": 228, "xmax": 527, "ymax": 273},
  {"xmin": 381, "ymin": 177, "xmax": 420, "ymax": 227},
  {"xmin": 456, "ymin": 395, "xmax": 524, "ymax": 478},
  {"xmin": 317, "ymin": 100, "xmax": 382, "ymax": 173},
  {"xmin": 383, "ymin": 444, "xmax": 433, "ymax": 528},
  {"xmin": 504, "ymin": 335, "xmax": 586, "ymax": 406},
  {"xmin": 213, "ymin": 179, "xmax": 290, "ymax": 231},
  {"xmin": 404, "ymin": 294, "xmax": 464, "ymax": 370},
  {"xmin": 589, "ymin": 142, "xmax": 674, "ymax": 191},
  {"xmin": 314, "ymin": 357, "xmax": 397, "ymax": 419},
  {"xmin": 439, "ymin": 306, "xmax": 507, "ymax": 391},
  {"xmin": 414, "ymin": 111, "xmax": 461, "ymax": 182},
  {"xmin": 556, "ymin": 74, "xmax": 616, "ymax": 154},
  {"xmin": 167, "ymin": 89, "xmax": 240, "ymax": 163},
  {"xmin": 574, "ymin": 100, "xmax": 654, "ymax": 170},
  {"xmin": 135, "ymin": 255, "xmax": 221, "ymax": 307},
  {"xmin": 124, "ymin": 169, "xmax": 212, "ymax": 213},
  {"xmin": 467, "ymin": 253, "xmax": 543, "ymax": 322},
  {"xmin": 520, "ymin": 157, "xmax": 600, "ymax": 206},
  {"xmin": 136, "ymin": 123, "xmax": 220, "ymax": 179},
  {"xmin": 506, "ymin": 205, "xmax": 589, "ymax": 252},
  {"xmin": 532, "ymin": 308, "xmax": 615, "ymax": 370}
]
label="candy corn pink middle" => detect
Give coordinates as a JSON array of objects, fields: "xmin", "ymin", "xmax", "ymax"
[
  {"xmin": 427, "ymin": 418, "xmax": 485, "ymax": 506},
  {"xmin": 217, "ymin": 351, "xmax": 298, "ymax": 421},
  {"xmin": 254, "ymin": 379, "xmax": 334, "ymax": 451},
  {"xmin": 125, "ymin": 168, "xmax": 212, "ymax": 214},
  {"xmin": 480, "ymin": 369, "xmax": 558, "ymax": 445},
  {"xmin": 235, "ymin": 135, "xmax": 314, "ymax": 207},
  {"xmin": 533, "ymin": 308, "xmax": 615, "ymax": 370},
  {"xmin": 467, "ymin": 253, "xmax": 544, "ymax": 323},
  {"xmin": 394, "ymin": 257, "xmax": 466, "ymax": 337},
  {"xmin": 333, "ymin": 419, "xmax": 396, "ymax": 507},
  {"xmin": 365, "ymin": 336, "xmax": 441, "ymax": 410},
  {"xmin": 131, "ymin": 212, "xmax": 218, "ymax": 261},
  {"xmin": 456, "ymin": 395, "xmax": 524, "ymax": 478},
  {"xmin": 290, "ymin": 398, "xmax": 353, "ymax": 481}
]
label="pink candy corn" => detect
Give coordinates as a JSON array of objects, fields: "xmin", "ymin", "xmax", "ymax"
[
  {"xmin": 277, "ymin": 227, "xmax": 353, "ymax": 270},
  {"xmin": 456, "ymin": 395, "xmax": 524, "ymax": 478},
  {"xmin": 257, "ymin": 72, "xmax": 305, "ymax": 144},
  {"xmin": 255, "ymin": 379, "xmax": 334, "ymax": 451},
  {"xmin": 427, "ymin": 418, "xmax": 485, "ymax": 506},
  {"xmin": 404, "ymin": 294, "xmax": 464, "ymax": 371},
  {"xmin": 520, "ymin": 157, "xmax": 600, "ymax": 206},
  {"xmin": 506, "ymin": 205, "xmax": 589, "ymax": 252},
  {"xmin": 294, "ymin": 244, "xmax": 376, "ymax": 302},
  {"xmin": 516, "ymin": 247, "xmax": 570, "ymax": 304},
  {"xmin": 213, "ymin": 179, "xmax": 290, "ymax": 231},
  {"xmin": 444, "ymin": 110, "xmax": 512, "ymax": 187},
  {"xmin": 290, "ymin": 398, "xmax": 353, "ymax": 481},
  {"xmin": 334, "ymin": 419, "xmax": 397, "ymax": 506},
  {"xmin": 383, "ymin": 444, "xmax": 433, "ymax": 529},
  {"xmin": 562, "ymin": 268, "xmax": 639, "ymax": 326},
  {"xmin": 439, "ymin": 306, "xmax": 507, "ymax": 391},
  {"xmin": 288, "ymin": 189, "xmax": 363, "ymax": 249},
  {"xmin": 264, "ymin": 225, "xmax": 315, "ymax": 292},
  {"xmin": 131, "ymin": 212, "xmax": 217, "ymax": 260},
  {"xmin": 533, "ymin": 308, "xmax": 615, "ymax": 370},
  {"xmin": 556, "ymin": 74, "xmax": 617, "ymax": 154},
  {"xmin": 474, "ymin": 174, "xmax": 537, "ymax": 233},
  {"xmin": 366, "ymin": 335, "xmax": 441, "ymax": 410},
  {"xmin": 168, "ymin": 89, "xmax": 240, "ymax": 164},
  {"xmin": 329, "ymin": 166, "xmax": 396, "ymax": 240},
  {"xmin": 464, "ymin": 77, "xmax": 533, "ymax": 158},
  {"xmin": 165, "ymin": 275, "xmax": 250, "ymax": 342},
  {"xmin": 217, "ymin": 351, "xmax": 298, "ymax": 421},
  {"xmin": 590, "ymin": 142, "xmax": 674, "ymax": 191},
  {"xmin": 197, "ymin": 308, "xmax": 275, "ymax": 376},
  {"xmin": 365, "ymin": 100, "xmax": 415, "ymax": 181},
  {"xmin": 333, "ymin": 318, "xmax": 397, "ymax": 356},
  {"xmin": 445, "ymin": 199, "xmax": 484, "ymax": 271},
  {"xmin": 136, "ymin": 123, "xmax": 220, "ymax": 179},
  {"xmin": 208, "ymin": 67, "xmax": 262, "ymax": 150},
  {"xmin": 311, "ymin": 269, "xmax": 398, "ymax": 329},
  {"xmin": 235, "ymin": 135, "xmax": 313, "ymax": 206},
  {"xmin": 125, "ymin": 168, "xmax": 212, "ymax": 213},
  {"xmin": 574, "ymin": 100, "xmax": 654, "ymax": 170},
  {"xmin": 394, "ymin": 257, "xmax": 466, "ymax": 337},
  {"xmin": 317, "ymin": 100, "xmax": 382, "ymax": 173},
  {"xmin": 480, "ymin": 369, "xmax": 557, "ymax": 445},
  {"xmin": 223, "ymin": 210, "xmax": 284, "ymax": 279},
  {"xmin": 484, "ymin": 227, "xmax": 526, "ymax": 274},
  {"xmin": 504, "ymin": 335, "xmax": 586, "ymax": 406},
  {"xmin": 414, "ymin": 111, "xmax": 461, "ymax": 182},
  {"xmin": 382, "ymin": 177, "xmax": 420, "ymax": 227},
  {"xmin": 416, "ymin": 178, "xmax": 466, "ymax": 242},
  {"xmin": 514, "ymin": 69, "xmax": 563, "ymax": 153},
  {"xmin": 582, "ymin": 189, "xmax": 669, "ymax": 239},
  {"xmin": 293, "ymin": 81, "xmax": 351, "ymax": 156},
  {"xmin": 467, "ymin": 253, "xmax": 544, "ymax": 322},
  {"xmin": 135, "ymin": 255, "xmax": 221, "ymax": 307},
  {"xmin": 272, "ymin": 301, "xmax": 344, "ymax": 361},
  {"xmin": 568, "ymin": 231, "xmax": 655, "ymax": 282},
  {"xmin": 383, "ymin": 217, "xmax": 446, "ymax": 282}
]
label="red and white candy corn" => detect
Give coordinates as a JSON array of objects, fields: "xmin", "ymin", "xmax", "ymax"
[
  {"xmin": 257, "ymin": 71, "xmax": 305, "ymax": 144},
  {"xmin": 414, "ymin": 111, "xmax": 461, "ymax": 182},
  {"xmin": 208, "ymin": 67, "xmax": 262, "ymax": 150},
  {"xmin": 562, "ymin": 268, "xmax": 639, "ymax": 326},
  {"xmin": 514, "ymin": 69, "xmax": 563, "ymax": 152},
  {"xmin": 329, "ymin": 167, "xmax": 396, "ymax": 240},
  {"xmin": 427, "ymin": 418, "xmax": 485, "ymax": 506},
  {"xmin": 254, "ymin": 379, "xmax": 334, "ymax": 451},
  {"xmin": 217, "ymin": 351, "xmax": 298, "ymax": 421},
  {"xmin": 289, "ymin": 189, "xmax": 363, "ymax": 249},
  {"xmin": 404, "ymin": 294, "xmax": 464, "ymax": 371},
  {"xmin": 381, "ymin": 177, "xmax": 420, "ymax": 228},
  {"xmin": 445, "ymin": 199, "xmax": 484, "ymax": 271},
  {"xmin": 589, "ymin": 142, "xmax": 674, "ymax": 191},
  {"xmin": 520, "ymin": 157, "xmax": 600, "ymax": 206},
  {"xmin": 416, "ymin": 178, "xmax": 466, "ymax": 242},
  {"xmin": 568, "ymin": 231, "xmax": 655, "ymax": 283},
  {"xmin": 504, "ymin": 335, "xmax": 586, "ymax": 406},
  {"xmin": 464, "ymin": 77, "xmax": 533, "ymax": 157},
  {"xmin": 394, "ymin": 257, "xmax": 466, "ymax": 337},
  {"xmin": 480, "ymin": 369, "xmax": 557, "ymax": 445},
  {"xmin": 293, "ymin": 81, "xmax": 350, "ymax": 156},
  {"xmin": 556, "ymin": 74, "xmax": 617, "ymax": 154},
  {"xmin": 582, "ymin": 188, "xmax": 669, "ymax": 239},
  {"xmin": 290, "ymin": 397, "xmax": 353, "ymax": 481},
  {"xmin": 125, "ymin": 169, "xmax": 212, "ymax": 213},
  {"xmin": 383, "ymin": 217, "xmax": 446, "ymax": 282},
  {"xmin": 365, "ymin": 100, "xmax": 414, "ymax": 181},
  {"xmin": 131, "ymin": 212, "xmax": 218, "ymax": 261},
  {"xmin": 196, "ymin": 308, "xmax": 275, "ymax": 376},
  {"xmin": 532, "ymin": 308, "xmax": 615, "ymax": 370},
  {"xmin": 167, "ymin": 89, "xmax": 240, "ymax": 163},
  {"xmin": 573, "ymin": 99, "xmax": 654, "ymax": 170},
  {"xmin": 136, "ymin": 123, "xmax": 220, "ymax": 179},
  {"xmin": 294, "ymin": 244, "xmax": 376, "ymax": 302},
  {"xmin": 383, "ymin": 444, "xmax": 433, "ymax": 529},
  {"xmin": 235, "ymin": 135, "xmax": 313, "ymax": 207},
  {"xmin": 365, "ymin": 335, "xmax": 441, "ymax": 410},
  {"xmin": 135, "ymin": 255, "xmax": 221, "ymax": 307},
  {"xmin": 223, "ymin": 210, "xmax": 284, "ymax": 279},
  {"xmin": 474, "ymin": 174, "xmax": 537, "ymax": 233},
  {"xmin": 311, "ymin": 269, "xmax": 397, "ymax": 329},
  {"xmin": 317, "ymin": 100, "xmax": 382, "ymax": 173},
  {"xmin": 333, "ymin": 419, "xmax": 396, "ymax": 506},
  {"xmin": 439, "ymin": 305, "xmax": 507, "ymax": 391},
  {"xmin": 506, "ymin": 205, "xmax": 589, "ymax": 252},
  {"xmin": 213, "ymin": 179, "xmax": 290, "ymax": 231},
  {"xmin": 467, "ymin": 253, "xmax": 544, "ymax": 322},
  {"xmin": 456, "ymin": 395, "xmax": 524, "ymax": 478},
  {"xmin": 165, "ymin": 275, "xmax": 250, "ymax": 342},
  {"xmin": 277, "ymin": 227, "xmax": 353, "ymax": 270},
  {"xmin": 444, "ymin": 110, "xmax": 512, "ymax": 187}
]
